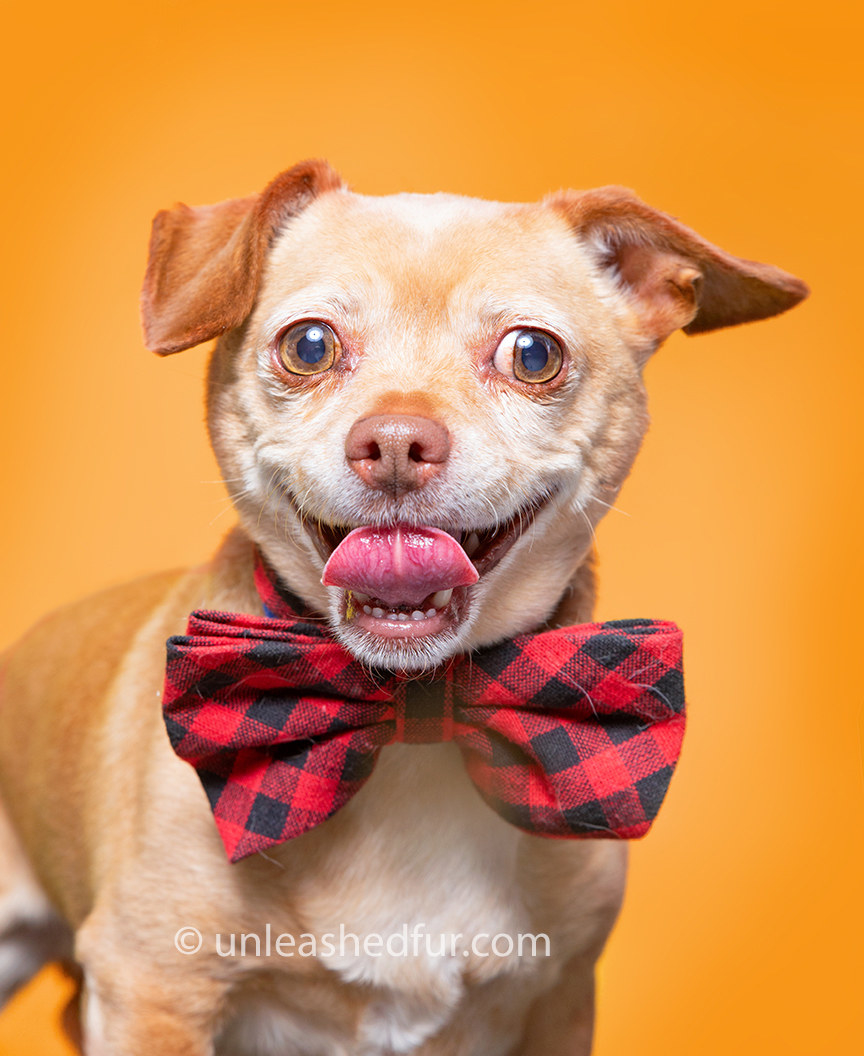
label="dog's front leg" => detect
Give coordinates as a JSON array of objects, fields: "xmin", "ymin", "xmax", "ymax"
[
  {"xmin": 515, "ymin": 953, "xmax": 597, "ymax": 1056},
  {"xmin": 75, "ymin": 915, "xmax": 226, "ymax": 1056},
  {"xmin": 76, "ymin": 965, "xmax": 223, "ymax": 1056},
  {"xmin": 512, "ymin": 838, "xmax": 627, "ymax": 1056}
]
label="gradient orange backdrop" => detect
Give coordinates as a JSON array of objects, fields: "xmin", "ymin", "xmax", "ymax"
[{"xmin": 1, "ymin": 1, "xmax": 862, "ymax": 1053}]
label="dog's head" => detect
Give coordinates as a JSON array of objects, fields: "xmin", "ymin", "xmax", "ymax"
[{"xmin": 142, "ymin": 160, "xmax": 806, "ymax": 671}]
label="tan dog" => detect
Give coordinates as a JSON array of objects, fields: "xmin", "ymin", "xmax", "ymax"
[{"xmin": 0, "ymin": 160, "xmax": 807, "ymax": 1055}]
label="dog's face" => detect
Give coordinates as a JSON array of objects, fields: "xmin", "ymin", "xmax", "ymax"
[
  {"xmin": 143, "ymin": 161, "xmax": 806, "ymax": 671},
  {"xmin": 207, "ymin": 190, "xmax": 649, "ymax": 670}
]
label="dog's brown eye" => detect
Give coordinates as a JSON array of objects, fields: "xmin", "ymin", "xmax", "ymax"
[
  {"xmin": 277, "ymin": 321, "xmax": 339, "ymax": 375},
  {"xmin": 493, "ymin": 329, "xmax": 563, "ymax": 384}
]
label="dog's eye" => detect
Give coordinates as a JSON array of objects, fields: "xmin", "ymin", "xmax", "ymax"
[
  {"xmin": 277, "ymin": 321, "xmax": 339, "ymax": 375},
  {"xmin": 493, "ymin": 329, "xmax": 563, "ymax": 384}
]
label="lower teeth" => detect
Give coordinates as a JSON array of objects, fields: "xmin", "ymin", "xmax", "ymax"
[{"xmin": 353, "ymin": 597, "xmax": 450, "ymax": 621}]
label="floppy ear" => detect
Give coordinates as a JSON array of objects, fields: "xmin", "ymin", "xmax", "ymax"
[
  {"xmin": 141, "ymin": 159, "xmax": 344, "ymax": 355},
  {"xmin": 548, "ymin": 187, "xmax": 808, "ymax": 353}
]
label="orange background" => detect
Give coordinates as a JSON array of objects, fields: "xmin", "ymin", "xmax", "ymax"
[{"xmin": 1, "ymin": 1, "xmax": 862, "ymax": 1052}]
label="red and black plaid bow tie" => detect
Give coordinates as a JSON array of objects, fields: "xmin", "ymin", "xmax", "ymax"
[{"xmin": 163, "ymin": 556, "xmax": 686, "ymax": 862}]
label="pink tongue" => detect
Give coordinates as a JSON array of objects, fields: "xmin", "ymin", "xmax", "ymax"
[{"xmin": 321, "ymin": 525, "xmax": 478, "ymax": 608}]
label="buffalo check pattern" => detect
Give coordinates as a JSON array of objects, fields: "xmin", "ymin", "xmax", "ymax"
[{"xmin": 163, "ymin": 556, "xmax": 686, "ymax": 862}]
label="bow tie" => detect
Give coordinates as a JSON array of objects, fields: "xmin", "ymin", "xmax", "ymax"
[{"xmin": 162, "ymin": 555, "xmax": 686, "ymax": 862}]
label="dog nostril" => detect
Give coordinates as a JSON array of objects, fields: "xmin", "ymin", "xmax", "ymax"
[{"xmin": 345, "ymin": 414, "xmax": 450, "ymax": 493}]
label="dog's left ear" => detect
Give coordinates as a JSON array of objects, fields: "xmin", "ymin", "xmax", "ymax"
[
  {"xmin": 548, "ymin": 187, "xmax": 808, "ymax": 357},
  {"xmin": 141, "ymin": 160, "xmax": 344, "ymax": 355}
]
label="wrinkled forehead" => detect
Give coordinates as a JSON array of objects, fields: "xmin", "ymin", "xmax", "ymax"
[{"xmin": 256, "ymin": 190, "xmax": 601, "ymax": 332}]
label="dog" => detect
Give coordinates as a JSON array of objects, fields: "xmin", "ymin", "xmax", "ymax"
[{"xmin": 0, "ymin": 159, "xmax": 807, "ymax": 1055}]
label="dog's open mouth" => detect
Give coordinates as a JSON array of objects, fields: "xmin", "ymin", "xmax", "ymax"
[{"xmin": 302, "ymin": 494, "xmax": 552, "ymax": 641}]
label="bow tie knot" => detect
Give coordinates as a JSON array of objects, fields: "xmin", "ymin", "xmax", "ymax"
[{"xmin": 394, "ymin": 680, "xmax": 457, "ymax": 744}]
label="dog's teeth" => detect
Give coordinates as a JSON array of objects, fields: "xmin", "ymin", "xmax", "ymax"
[
  {"xmin": 353, "ymin": 591, "xmax": 371, "ymax": 604},
  {"xmin": 425, "ymin": 608, "xmax": 436, "ymax": 617},
  {"xmin": 411, "ymin": 610, "xmax": 425, "ymax": 620},
  {"xmin": 463, "ymin": 532, "xmax": 480, "ymax": 556},
  {"xmin": 431, "ymin": 589, "xmax": 453, "ymax": 609},
  {"xmin": 372, "ymin": 607, "xmax": 384, "ymax": 618},
  {"xmin": 396, "ymin": 612, "xmax": 409, "ymax": 622},
  {"xmin": 363, "ymin": 605, "xmax": 372, "ymax": 614}
]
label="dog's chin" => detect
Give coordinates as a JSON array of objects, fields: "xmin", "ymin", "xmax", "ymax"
[{"xmin": 327, "ymin": 583, "xmax": 475, "ymax": 672}]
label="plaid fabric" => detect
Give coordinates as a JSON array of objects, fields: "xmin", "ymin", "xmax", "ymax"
[{"xmin": 163, "ymin": 556, "xmax": 686, "ymax": 862}]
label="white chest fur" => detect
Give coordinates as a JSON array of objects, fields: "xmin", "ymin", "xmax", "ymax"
[{"xmin": 222, "ymin": 744, "xmax": 555, "ymax": 1055}]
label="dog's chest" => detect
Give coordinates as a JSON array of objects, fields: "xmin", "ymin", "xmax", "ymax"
[{"xmin": 236, "ymin": 745, "xmax": 549, "ymax": 1054}]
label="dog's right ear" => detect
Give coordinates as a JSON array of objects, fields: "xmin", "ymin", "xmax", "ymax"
[{"xmin": 141, "ymin": 160, "xmax": 344, "ymax": 355}]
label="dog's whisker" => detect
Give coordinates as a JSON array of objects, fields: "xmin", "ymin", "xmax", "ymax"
[
  {"xmin": 207, "ymin": 500, "xmax": 241, "ymax": 529},
  {"xmin": 585, "ymin": 492, "xmax": 631, "ymax": 517},
  {"xmin": 577, "ymin": 505, "xmax": 599, "ymax": 550}
]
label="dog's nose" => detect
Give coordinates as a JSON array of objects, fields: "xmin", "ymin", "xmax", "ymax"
[{"xmin": 345, "ymin": 415, "xmax": 450, "ymax": 495}]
